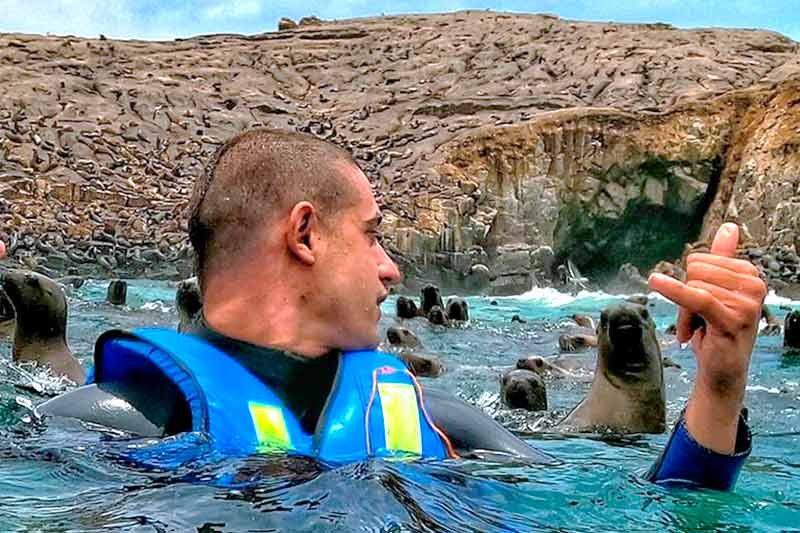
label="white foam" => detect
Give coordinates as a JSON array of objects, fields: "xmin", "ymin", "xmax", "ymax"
[
  {"xmin": 507, "ymin": 287, "xmax": 618, "ymax": 307},
  {"xmin": 765, "ymin": 290, "xmax": 800, "ymax": 307},
  {"xmin": 6, "ymin": 361, "xmax": 75, "ymax": 397},
  {"xmin": 499, "ymin": 285, "xmax": 800, "ymax": 310},
  {"xmin": 140, "ymin": 300, "xmax": 172, "ymax": 313},
  {"xmin": 746, "ymin": 385, "xmax": 781, "ymax": 394}
]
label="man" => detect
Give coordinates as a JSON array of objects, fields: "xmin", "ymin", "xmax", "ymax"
[{"xmin": 13, "ymin": 129, "xmax": 765, "ymax": 489}]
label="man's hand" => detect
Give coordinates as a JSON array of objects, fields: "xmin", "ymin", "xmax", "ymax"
[
  {"xmin": 648, "ymin": 223, "xmax": 766, "ymax": 454},
  {"xmin": 0, "ymin": 240, "xmax": 5, "ymax": 259}
]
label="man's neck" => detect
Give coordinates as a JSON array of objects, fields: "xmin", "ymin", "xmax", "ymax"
[{"xmin": 203, "ymin": 280, "xmax": 331, "ymax": 358}]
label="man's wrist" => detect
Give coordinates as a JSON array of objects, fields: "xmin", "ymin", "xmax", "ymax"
[
  {"xmin": 689, "ymin": 382, "xmax": 743, "ymax": 418},
  {"xmin": 685, "ymin": 385, "xmax": 743, "ymax": 454}
]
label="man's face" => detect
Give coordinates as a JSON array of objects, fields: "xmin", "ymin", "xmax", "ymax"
[{"xmin": 314, "ymin": 165, "xmax": 401, "ymax": 350}]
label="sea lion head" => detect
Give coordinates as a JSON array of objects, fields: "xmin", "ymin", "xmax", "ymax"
[
  {"xmin": 445, "ymin": 297, "xmax": 469, "ymax": 322},
  {"xmin": 516, "ymin": 356, "xmax": 549, "ymax": 375},
  {"xmin": 570, "ymin": 313, "xmax": 594, "ymax": 329},
  {"xmin": 784, "ymin": 310, "xmax": 800, "ymax": 349},
  {"xmin": 420, "ymin": 285, "xmax": 443, "ymax": 314},
  {"xmin": 176, "ymin": 277, "xmax": 202, "ymax": 318},
  {"xmin": 400, "ymin": 352, "xmax": 443, "ymax": 378},
  {"xmin": 0, "ymin": 270, "xmax": 67, "ymax": 341},
  {"xmin": 500, "ymin": 369, "xmax": 547, "ymax": 411},
  {"xmin": 427, "ymin": 305, "xmax": 449, "ymax": 326},
  {"xmin": 0, "ymin": 287, "xmax": 15, "ymax": 324},
  {"xmin": 558, "ymin": 333, "xmax": 596, "ymax": 352},
  {"xmin": 386, "ymin": 326, "xmax": 420, "ymax": 348},
  {"xmin": 625, "ymin": 294, "xmax": 649, "ymax": 306},
  {"xmin": 596, "ymin": 303, "xmax": 662, "ymax": 387},
  {"xmin": 396, "ymin": 296, "xmax": 420, "ymax": 319}
]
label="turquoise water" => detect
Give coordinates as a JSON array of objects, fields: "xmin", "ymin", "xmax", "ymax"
[{"xmin": 0, "ymin": 280, "xmax": 798, "ymax": 531}]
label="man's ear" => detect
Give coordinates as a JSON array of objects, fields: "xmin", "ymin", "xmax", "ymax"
[{"xmin": 287, "ymin": 201, "xmax": 317, "ymax": 266}]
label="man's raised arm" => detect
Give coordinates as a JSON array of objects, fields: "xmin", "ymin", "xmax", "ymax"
[{"xmin": 646, "ymin": 223, "xmax": 765, "ymax": 490}]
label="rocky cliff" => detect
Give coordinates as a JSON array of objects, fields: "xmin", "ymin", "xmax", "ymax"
[{"xmin": 1, "ymin": 12, "xmax": 798, "ymax": 292}]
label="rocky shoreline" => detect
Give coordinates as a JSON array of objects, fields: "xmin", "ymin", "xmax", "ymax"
[{"xmin": 1, "ymin": 12, "xmax": 799, "ymax": 295}]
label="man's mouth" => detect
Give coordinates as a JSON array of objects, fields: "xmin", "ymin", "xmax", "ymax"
[{"xmin": 376, "ymin": 293, "xmax": 388, "ymax": 320}]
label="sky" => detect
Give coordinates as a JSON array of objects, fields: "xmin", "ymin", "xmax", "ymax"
[{"xmin": 0, "ymin": 0, "xmax": 797, "ymax": 42}]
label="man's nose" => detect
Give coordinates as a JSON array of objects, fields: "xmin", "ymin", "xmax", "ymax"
[{"xmin": 378, "ymin": 246, "xmax": 402, "ymax": 286}]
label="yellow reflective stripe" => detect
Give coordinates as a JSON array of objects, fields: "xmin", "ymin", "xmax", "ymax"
[
  {"xmin": 378, "ymin": 382, "xmax": 422, "ymax": 454},
  {"xmin": 248, "ymin": 402, "xmax": 291, "ymax": 450}
]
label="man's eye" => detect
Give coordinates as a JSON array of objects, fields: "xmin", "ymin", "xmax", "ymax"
[{"xmin": 369, "ymin": 231, "xmax": 384, "ymax": 244}]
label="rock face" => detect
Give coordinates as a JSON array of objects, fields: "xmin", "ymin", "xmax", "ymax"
[
  {"xmin": 0, "ymin": 12, "xmax": 798, "ymax": 290},
  {"xmin": 434, "ymin": 90, "xmax": 800, "ymax": 289}
]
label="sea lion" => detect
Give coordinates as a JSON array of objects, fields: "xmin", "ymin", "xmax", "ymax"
[
  {"xmin": 0, "ymin": 288, "xmax": 16, "ymax": 339},
  {"xmin": 57, "ymin": 275, "xmax": 85, "ymax": 292},
  {"xmin": 664, "ymin": 314, "xmax": 706, "ymax": 337},
  {"xmin": 558, "ymin": 333, "xmax": 598, "ymax": 352},
  {"xmin": 396, "ymin": 296, "xmax": 421, "ymax": 319},
  {"xmin": 175, "ymin": 277, "xmax": 202, "ymax": 333},
  {"xmin": 106, "ymin": 279, "xmax": 127, "ymax": 306},
  {"xmin": 651, "ymin": 260, "xmax": 687, "ymax": 282},
  {"xmin": 386, "ymin": 326, "xmax": 420, "ymax": 348},
  {"xmin": 0, "ymin": 270, "xmax": 85, "ymax": 383},
  {"xmin": 427, "ymin": 305, "xmax": 450, "ymax": 327},
  {"xmin": 420, "ymin": 285, "xmax": 444, "ymax": 315},
  {"xmin": 399, "ymin": 352, "xmax": 443, "ymax": 378},
  {"xmin": 570, "ymin": 313, "xmax": 595, "ymax": 329},
  {"xmin": 500, "ymin": 369, "xmax": 547, "ymax": 411},
  {"xmin": 466, "ymin": 263, "xmax": 491, "ymax": 290},
  {"xmin": 557, "ymin": 303, "xmax": 665, "ymax": 434},
  {"xmin": 760, "ymin": 304, "xmax": 782, "ymax": 336},
  {"xmin": 626, "ymin": 294, "xmax": 649, "ymax": 306},
  {"xmin": 446, "ymin": 297, "xmax": 469, "ymax": 322},
  {"xmin": 516, "ymin": 356, "xmax": 571, "ymax": 377},
  {"xmin": 511, "ymin": 314, "xmax": 527, "ymax": 324},
  {"xmin": 784, "ymin": 310, "xmax": 800, "ymax": 350}
]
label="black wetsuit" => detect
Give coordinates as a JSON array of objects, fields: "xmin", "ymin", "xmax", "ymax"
[{"xmin": 39, "ymin": 322, "xmax": 554, "ymax": 463}]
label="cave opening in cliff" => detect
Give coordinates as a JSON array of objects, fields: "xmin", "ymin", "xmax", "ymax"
[{"xmin": 552, "ymin": 155, "xmax": 722, "ymax": 286}]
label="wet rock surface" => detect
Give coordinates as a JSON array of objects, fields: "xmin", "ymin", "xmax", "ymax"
[{"xmin": 0, "ymin": 12, "xmax": 798, "ymax": 292}]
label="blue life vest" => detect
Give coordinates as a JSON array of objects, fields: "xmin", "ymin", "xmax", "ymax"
[{"xmin": 90, "ymin": 328, "xmax": 453, "ymax": 466}]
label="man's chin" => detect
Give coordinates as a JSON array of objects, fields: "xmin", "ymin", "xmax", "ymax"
[{"xmin": 343, "ymin": 332, "xmax": 380, "ymax": 353}]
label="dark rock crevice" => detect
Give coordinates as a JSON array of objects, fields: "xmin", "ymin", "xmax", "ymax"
[{"xmin": 552, "ymin": 155, "xmax": 723, "ymax": 284}]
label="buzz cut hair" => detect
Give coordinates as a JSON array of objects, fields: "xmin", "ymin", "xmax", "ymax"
[{"xmin": 188, "ymin": 128, "xmax": 361, "ymax": 289}]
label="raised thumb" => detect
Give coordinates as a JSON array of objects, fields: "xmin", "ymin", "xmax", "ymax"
[{"xmin": 710, "ymin": 223, "xmax": 739, "ymax": 258}]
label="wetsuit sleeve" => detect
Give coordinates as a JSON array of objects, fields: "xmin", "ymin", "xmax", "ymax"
[
  {"xmin": 646, "ymin": 408, "xmax": 751, "ymax": 491},
  {"xmin": 422, "ymin": 387, "xmax": 558, "ymax": 464},
  {"xmin": 36, "ymin": 379, "xmax": 191, "ymax": 437}
]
